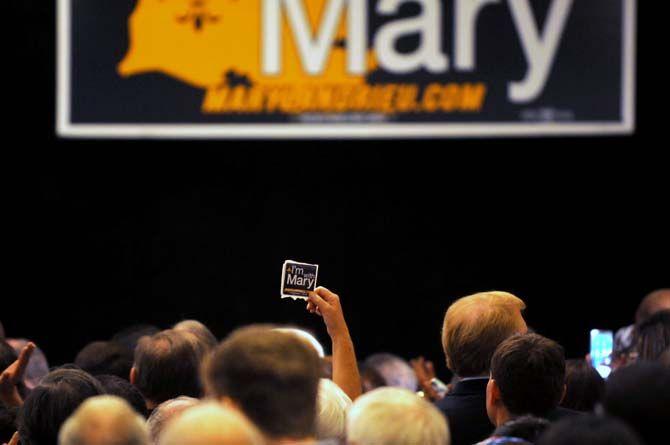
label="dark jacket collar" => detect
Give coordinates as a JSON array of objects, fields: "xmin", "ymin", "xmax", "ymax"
[{"xmin": 450, "ymin": 378, "xmax": 489, "ymax": 396}]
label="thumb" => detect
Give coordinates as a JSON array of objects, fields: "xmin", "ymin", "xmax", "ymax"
[{"xmin": 8, "ymin": 431, "xmax": 19, "ymax": 445}]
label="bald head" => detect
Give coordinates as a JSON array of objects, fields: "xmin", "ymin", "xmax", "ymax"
[
  {"xmin": 59, "ymin": 395, "xmax": 148, "ymax": 445},
  {"xmin": 158, "ymin": 403, "xmax": 265, "ymax": 445},
  {"xmin": 636, "ymin": 289, "xmax": 670, "ymax": 324}
]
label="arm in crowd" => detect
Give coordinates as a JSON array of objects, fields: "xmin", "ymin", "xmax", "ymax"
[
  {"xmin": 0, "ymin": 342, "xmax": 35, "ymax": 407},
  {"xmin": 307, "ymin": 286, "xmax": 362, "ymax": 400}
]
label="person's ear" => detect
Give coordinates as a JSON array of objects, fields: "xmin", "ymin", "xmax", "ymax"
[
  {"xmin": 487, "ymin": 378, "xmax": 502, "ymax": 406},
  {"xmin": 559, "ymin": 383, "xmax": 567, "ymax": 404},
  {"xmin": 129, "ymin": 366, "xmax": 137, "ymax": 385},
  {"xmin": 485, "ymin": 378, "xmax": 500, "ymax": 424}
]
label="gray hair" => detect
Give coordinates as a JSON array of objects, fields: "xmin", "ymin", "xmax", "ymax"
[
  {"xmin": 146, "ymin": 396, "xmax": 199, "ymax": 445},
  {"xmin": 173, "ymin": 320, "xmax": 218, "ymax": 357},
  {"xmin": 347, "ymin": 387, "xmax": 449, "ymax": 445},
  {"xmin": 59, "ymin": 395, "xmax": 149, "ymax": 445},
  {"xmin": 363, "ymin": 353, "xmax": 418, "ymax": 391},
  {"xmin": 317, "ymin": 379, "xmax": 352, "ymax": 440}
]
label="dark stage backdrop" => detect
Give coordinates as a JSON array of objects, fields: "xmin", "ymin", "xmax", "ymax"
[{"xmin": 6, "ymin": 1, "xmax": 667, "ymax": 379}]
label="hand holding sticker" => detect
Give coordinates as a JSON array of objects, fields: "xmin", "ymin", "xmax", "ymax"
[
  {"xmin": 307, "ymin": 287, "xmax": 348, "ymax": 339},
  {"xmin": 306, "ymin": 286, "xmax": 361, "ymax": 401}
]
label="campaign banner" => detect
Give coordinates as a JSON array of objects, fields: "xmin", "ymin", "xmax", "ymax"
[{"xmin": 57, "ymin": 0, "xmax": 636, "ymax": 138}]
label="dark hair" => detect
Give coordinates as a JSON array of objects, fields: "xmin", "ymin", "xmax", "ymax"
[
  {"xmin": 491, "ymin": 333, "xmax": 565, "ymax": 417},
  {"xmin": 603, "ymin": 362, "xmax": 670, "ymax": 445},
  {"xmin": 0, "ymin": 340, "xmax": 28, "ymax": 400},
  {"xmin": 635, "ymin": 310, "xmax": 670, "ymax": 362},
  {"xmin": 111, "ymin": 324, "xmax": 160, "ymax": 355},
  {"xmin": 96, "ymin": 374, "xmax": 148, "ymax": 417},
  {"xmin": 561, "ymin": 359, "xmax": 605, "ymax": 412},
  {"xmin": 74, "ymin": 341, "xmax": 133, "ymax": 379},
  {"xmin": 133, "ymin": 329, "xmax": 201, "ymax": 404},
  {"xmin": 17, "ymin": 368, "xmax": 104, "ymax": 445},
  {"xmin": 204, "ymin": 325, "xmax": 321, "ymax": 439},
  {"xmin": 0, "ymin": 405, "xmax": 18, "ymax": 444},
  {"xmin": 494, "ymin": 415, "xmax": 550, "ymax": 443},
  {"xmin": 537, "ymin": 415, "xmax": 642, "ymax": 445},
  {"xmin": 0, "ymin": 320, "xmax": 5, "ymax": 339}
]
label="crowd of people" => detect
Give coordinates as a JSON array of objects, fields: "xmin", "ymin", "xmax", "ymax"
[{"xmin": 1, "ymin": 287, "xmax": 669, "ymax": 445}]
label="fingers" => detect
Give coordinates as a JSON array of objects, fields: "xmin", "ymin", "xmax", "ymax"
[
  {"xmin": 8, "ymin": 431, "xmax": 19, "ymax": 445},
  {"xmin": 14, "ymin": 343, "xmax": 36, "ymax": 383},
  {"xmin": 308, "ymin": 291, "xmax": 329, "ymax": 311},
  {"xmin": 306, "ymin": 296, "xmax": 323, "ymax": 316},
  {"xmin": 315, "ymin": 286, "xmax": 339, "ymax": 304}
]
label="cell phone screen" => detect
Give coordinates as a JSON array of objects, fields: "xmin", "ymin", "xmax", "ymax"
[{"xmin": 590, "ymin": 329, "xmax": 614, "ymax": 378}]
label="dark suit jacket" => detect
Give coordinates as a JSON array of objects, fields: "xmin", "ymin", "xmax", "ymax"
[{"xmin": 436, "ymin": 378, "xmax": 493, "ymax": 445}]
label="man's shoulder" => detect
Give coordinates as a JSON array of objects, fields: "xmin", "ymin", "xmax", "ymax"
[{"xmin": 436, "ymin": 379, "xmax": 488, "ymax": 411}]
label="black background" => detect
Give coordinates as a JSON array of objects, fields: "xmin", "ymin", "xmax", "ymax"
[{"xmin": 5, "ymin": 1, "xmax": 667, "ymax": 382}]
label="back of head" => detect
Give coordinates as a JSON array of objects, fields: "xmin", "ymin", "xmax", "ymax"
[
  {"xmin": 146, "ymin": 397, "xmax": 199, "ymax": 445},
  {"xmin": 0, "ymin": 320, "xmax": 4, "ymax": 339},
  {"xmin": 317, "ymin": 379, "xmax": 352, "ymax": 440},
  {"xmin": 7, "ymin": 339, "xmax": 50, "ymax": 390},
  {"xmin": 173, "ymin": 320, "xmax": 218, "ymax": 358},
  {"xmin": 203, "ymin": 325, "xmax": 321, "ymax": 440},
  {"xmin": 442, "ymin": 291, "xmax": 526, "ymax": 377},
  {"xmin": 347, "ymin": 387, "xmax": 449, "ymax": 445},
  {"xmin": 133, "ymin": 330, "xmax": 202, "ymax": 404},
  {"xmin": 158, "ymin": 402, "xmax": 264, "ymax": 445},
  {"xmin": 59, "ymin": 395, "xmax": 148, "ymax": 445},
  {"xmin": 361, "ymin": 353, "xmax": 418, "ymax": 391},
  {"xmin": 537, "ymin": 415, "xmax": 642, "ymax": 445},
  {"xmin": 75, "ymin": 341, "xmax": 133, "ymax": 380},
  {"xmin": 273, "ymin": 327, "xmax": 325, "ymax": 358},
  {"xmin": 635, "ymin": 310, "xmax": 670, "ymax": 362},
  {"xmin": 96, "ymin": 375, "xmax": 148, "ymax": 418},
  {"xmin": 603, "ymin": 362, "xmax": 670, "ymax": 444},
  {"xmin": 561, "ymin": 359, "xmax": 605, "ymax": 412},
  {"xmin": 490, "ymin": 333, "xmax": 565, "ymax": 417},
  {"xmin": 635, "ymin": 289, "xmax": 670, "ymax": 324},
  {"xmin": 18, "ymin": 368, "xmax": 105, "ymax": 445}
]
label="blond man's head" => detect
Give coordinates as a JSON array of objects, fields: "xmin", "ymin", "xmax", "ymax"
[
  {"xmin": 59, "ymin": 395, "xmax": 148, "ymax": 445},
  {"xmin": 441, "ymin": 291, "xmax": 527, "ymax": 377},
  {"xmin": 158, "ymin": 402, "xmax": 265, "ymax": 445}
]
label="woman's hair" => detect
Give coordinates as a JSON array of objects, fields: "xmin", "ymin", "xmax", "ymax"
[
  {"xmin": 561, "ymin": 359, "xmax": 605, "ymax": 412},
  {"xmin": 18, "ymin": 368, "xmax": 105, "ymax": 445}
]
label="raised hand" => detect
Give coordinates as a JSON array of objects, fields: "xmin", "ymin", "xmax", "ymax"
[
  {"xmin": 306, "ymin": 287, "xmax": 361, "ymax": 400},
  {"xmin": 411, "ymin": 356, "xmax": 443, "ymax": 401},
  {"xmin": 0, "ymin": 342, "xmax": 35, "ymax": 407}
]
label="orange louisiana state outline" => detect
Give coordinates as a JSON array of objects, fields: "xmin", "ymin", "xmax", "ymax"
[{"xmin": 118, "ymin": 0, "xmax": 377, "ymax": 95}]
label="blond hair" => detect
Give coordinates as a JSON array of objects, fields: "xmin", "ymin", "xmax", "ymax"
[
  {"xmin": 441, "ymin": 291, "xmax": 526, "ymax": 377},
  {"xmin": 59, "ymin": 395, "xmax": 148, "ymax": 445},
  {"xmin": 347, "ymin": 387, "xmax": 449, "ymax": 445}
]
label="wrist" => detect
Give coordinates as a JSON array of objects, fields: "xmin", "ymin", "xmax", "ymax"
[{"xmin": 330, "ymin": 326, "xmax": 352, "ymax": 344}]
